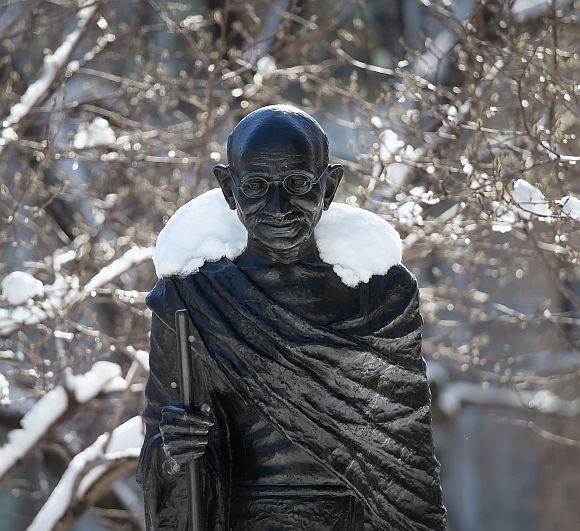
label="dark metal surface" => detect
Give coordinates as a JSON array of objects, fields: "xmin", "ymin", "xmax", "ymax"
[
  {"xmin": 175, "ymin": 309, "xmax": 201, "ymax": 531},
  {"xmin": 137, "ymin": 106, "xmax": 446, "ymax": 530}
]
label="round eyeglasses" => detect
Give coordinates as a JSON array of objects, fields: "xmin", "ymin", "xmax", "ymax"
[{"xmin": 230, "ymin": 167, "xmax": 326, "ymax": 198}]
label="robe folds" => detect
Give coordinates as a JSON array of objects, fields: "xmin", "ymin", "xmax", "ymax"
[{"xmin": 137, "ymin": 257, "xmax": 446, "ymax": 531}]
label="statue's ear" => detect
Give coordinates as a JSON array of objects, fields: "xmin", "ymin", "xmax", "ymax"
[
  {"xmin": 213, "ymin": 164, "xmax": 236, "ymax": 210},
  {"xmin": 323, "ymin": 164, "xmax": 343, "ymax": 210}
]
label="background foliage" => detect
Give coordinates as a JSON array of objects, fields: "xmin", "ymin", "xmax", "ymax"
[{"xmin": 0, "ymin": 0, "xmax": 578, "ymax": 529}]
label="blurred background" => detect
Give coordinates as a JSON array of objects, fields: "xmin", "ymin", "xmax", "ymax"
[{"xmin": 0, "ymin": 0, "xmax": 578, "ymax": 529}]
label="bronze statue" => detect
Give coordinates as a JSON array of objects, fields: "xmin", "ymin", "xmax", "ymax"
[{"xmin": 137, "ymin": 105, "xmax": 446, "ymax": 530}]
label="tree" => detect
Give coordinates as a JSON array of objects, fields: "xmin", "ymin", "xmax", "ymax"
[{"xmin": 0, "ymin": 0, "xmax": 578, "ymax": 529}]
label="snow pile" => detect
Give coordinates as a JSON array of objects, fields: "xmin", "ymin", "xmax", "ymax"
[
  {"xmin": 1, "ymin": 271, "xmax": 44, "ymax": 305},
  {"xmin": 0, "ymin": 362, "xmax": 126, "ymax": 479},
  {"xmin": 153, "ymin": 188, "xmax": 248, "ymax": 278},
  {"xmin": 28, "ymin": 416, "xmax": 144, "ymax": 531},
  {"xmin": 153, "ymin": 188, "xmax": 403, "ymax": 287},
  {"xmin": 511, "ymin": 0, "xmax": 571, "ymax": 20},
  {"xmin": 438, "ymin": 381, "xmax": 580, "ymax": 417},
  {"xmin": 1, "ymin": 247, "xmax": 152, "ymax": 337},
  {"xmin": 511, "ymin": 179, "xmax": 551, "ymax": 218},
  {"xmin": 65, "ymin": 361, "xmax": 126, "ymax": 402},
  {"xmin": 0, "ymin": 373, "xmax": 9, "ymax": 404},
  {"xmin": 378, "ymin": 129, "xmax": 420, "ymax": 186},
  {"xmin": 83, "ymin": 246, "xmax": 153, "ymax": 294},
  {"xmin": 254, "ymin": 55, "xmax": 277, "ymax": 85},
  {"xmin": 315, "ymin": 202, "xmax": 402, "ymax": 286},
  {"xmin": 561, "ymin": 194, "xmax": 580, "ymax": 221},
  {"xmin": 73, "ymin": 117, "xmax": 116, "ymax": 149},
  {"xmin": 396, "ymin": 201, "xmax": 423, "ymax": 227}
]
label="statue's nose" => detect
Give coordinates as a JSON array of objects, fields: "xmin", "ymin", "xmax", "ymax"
[{"xmin": 262, "ymin": 183, "xmax": 289, "ymax": 217}]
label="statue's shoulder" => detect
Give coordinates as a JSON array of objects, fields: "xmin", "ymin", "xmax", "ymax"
[
  {"xmin": 315, "ymin": 203, "xmax": 403, "ymax": 287},
  {"xmin": 145, "ymin": 275, "xmax": 186, "ymax": 322}
]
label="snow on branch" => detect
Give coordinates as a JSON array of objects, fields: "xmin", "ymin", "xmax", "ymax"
[
  {"xmin": 28, "ymin": 416, "xmax": 144, "ymax": 531},
  {"xmin": 427, "ymin": 362, "xmax": 580, "ymax": 417},
  {"xmin": 0, "ymin": 0, "xmax": 100, "ymax": 151},
  {"xmin": 0, "ymin": 246, "xmax": 153, "ymax": 336},
  {"xmin": 0, "ymin": 361, "xmax": 126, "ymax": 483}
]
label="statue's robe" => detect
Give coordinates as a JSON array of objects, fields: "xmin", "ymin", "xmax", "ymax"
[{"xmin": 137, "ymin": 256, "xmax": 446, "ymax": 530}]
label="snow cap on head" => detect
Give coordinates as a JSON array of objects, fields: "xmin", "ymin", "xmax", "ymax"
[{"xmin": 153, "ymin": 188, "xmax": 403, "ymax": 287}]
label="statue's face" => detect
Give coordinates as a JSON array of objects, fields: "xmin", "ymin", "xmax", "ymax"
[
  {"xmin": 230, "ymin": 145, "xmax": 326, "ymax": 255},
  {"xmin": 214, "ymin": 117, "xmax": 343, "ymax": 262}
]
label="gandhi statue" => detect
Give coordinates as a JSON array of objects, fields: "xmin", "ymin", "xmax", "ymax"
[{"xmin": 137, "ymin": 105, "xmax": 446, "ymax": 530}]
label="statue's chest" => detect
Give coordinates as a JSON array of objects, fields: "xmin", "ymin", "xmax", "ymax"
[{"xmin": 240, "ymin": 264, "xmax": 362, "ymax": 326}]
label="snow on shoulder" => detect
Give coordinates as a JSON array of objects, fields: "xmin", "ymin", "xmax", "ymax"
[{"xmin": 153, "ymin": 188, "xmax": 402, "ymax": 287}]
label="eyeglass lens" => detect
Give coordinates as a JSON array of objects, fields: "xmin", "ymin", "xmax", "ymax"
[{"xmin": 240, "ymin": 175, "xmax": 315, "ymax": 198}]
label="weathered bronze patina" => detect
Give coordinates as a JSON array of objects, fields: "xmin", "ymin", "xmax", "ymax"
[{"xmin": 137, "ymin": 105, "xmax": 446, "ymax": 530}]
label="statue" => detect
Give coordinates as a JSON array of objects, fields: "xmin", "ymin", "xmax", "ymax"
[{"xmin": 137, "ymin": 105, "xmax": 446, "ymax": 530}]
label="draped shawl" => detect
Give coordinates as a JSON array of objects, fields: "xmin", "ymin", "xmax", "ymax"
[{"xmin": 138, "ymin": 258, "xmax": 446, "ymax": 530}]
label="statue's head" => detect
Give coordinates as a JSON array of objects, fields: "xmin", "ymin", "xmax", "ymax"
[{"xmin": 214, "ymin": 105, "xmax": 343, "ymax": 262}]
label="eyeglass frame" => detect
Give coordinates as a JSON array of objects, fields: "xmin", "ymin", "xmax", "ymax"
[{"xmin": 228, "ymin": 165, "xmax": 328, "ymax": 198}]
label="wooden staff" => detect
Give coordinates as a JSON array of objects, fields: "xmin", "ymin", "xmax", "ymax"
[{"xmin": 175, "ymin": 309, "xmax": 202, "ymax": 531}]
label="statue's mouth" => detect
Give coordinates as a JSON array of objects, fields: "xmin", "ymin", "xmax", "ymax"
[{"xmin": 258, "ymin": 215, "xmax": 303, "ymax": 228}]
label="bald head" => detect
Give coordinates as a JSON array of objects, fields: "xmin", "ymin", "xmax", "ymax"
[{"xmin": 227, "ymin": 105, "xmax": 329, "ymax": 173}]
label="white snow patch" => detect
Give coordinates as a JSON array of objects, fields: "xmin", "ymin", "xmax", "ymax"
[
  {"xmin": 28, "ymin": 416, "xmax": 144, "ymax": 531},
  {"xmin": 1, "ymin": 271, "xmax": 44, "ymax": 305},
  {"xmin": 73, "ymin": 117, "xmax": 116, "ymax": 149},
  {"xmin": 153, "ymin": 188, "xmax": 248, "ymax": 278},
  {"xmin": 315, "ymin": 203, "xmax": 402, "ymax": 286},
  {"xmin": 126, "ymin": 346, "xmax": 150, "ymax": 372},
  {"xmin": 561, "ymin": 195, "xmax": 580, "ymax": 221},
  {"xmin": 154, "ymin": 188, "xmax": 402, "ymax": 287},
  {"xmin": 0, "ymin": 362, "xmax": 125, "ymax": 480},
  {"xmin": 396, "ymin": 201, "xmax": 423, "ymax": 227},
  {"xmin": 254, "ymin": 55, "xmax": 277, "ymax": 85},
  {"xmin": 512, "ymin": 0, "xmax": 571, "ymax": 19},
  {"xmin": 0, "ymin": 387, "xmax": 68, "ymax": 479},
  {"xmin": 438, "ymin": 382, "xmax": 580, "ymax": 417},
  {"xmin": 512, "ymin": 179, "xmax": 551, "ymax": 218},
  {"xmin": 0, "ymin": 373, "xmax": 9, "ymax": 404},
  {"xmin": 65, "ymin": 361, "xmax": 125, "ymax": 403},
  {"xmin": 378, "ymin": 129, "xmax": 420, "ymax": 186},
  {"xmin": 83, "ymin": 246, "xmax": 153, "ymax": 293}
]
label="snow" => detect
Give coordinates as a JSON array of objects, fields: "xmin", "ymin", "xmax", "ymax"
[
  {"xmin": 0, "ymin": 247, "xmax": 152, "ymax": 337},
  {"xmin": 0, "ymin": 387, "xmax": 68, "ymax": 479},
  {"xmin": 0, "ymin": 1, "xmax": 97, "ymax": 145},
  {"xmin": 73, "ymin": 117, "xmax": 116, "ymax": 149},
  {"xmin": 438, "ymin": 381, "xmax": 580, "ymax": 417},
  {"xmin": 83, "ymin": 246, "xmax": 153, "ymax": 293},
  {"xmin": 28, "ymin": 416, "xmax": 144, "ymax": 531},
  {"xmin": 126, "ymin": 346, "xmax": 150, "ymax": 372},
  {"xmin": 378, "ymin": 129, "xmax": 420, "ymax": 186},
  {"xmin": 561, "ymin": 195, "xmax": 580, "ymax": 221},
  {"xmin": 254, "ymin": 55, "xmax": 277, "ymax": 85},
  {"xmin": 153, "ymin": 188, "xmax": 403, "ymax": 287},
  {"xmin": 65, "ymin": 361, "xmax": 126, "ymax": 402},
  {"xmin": 1, "ymin": 271, "xmax": 44, "ymax": 305},
  {"xmin": 315, "ymin": 202, "xmax": 402, "ymax": 286},
  {"xmin": 153, "ymin": 188, "xmax": 247, "ymax": 278},
  {"xmin": 0, "ymin": 373, "xmax": 9, "ymax": 404},
  {"xmin": 396, "ymin": 201, "xmax": 423, "ymax": 227},
  {"xmin": 512, "ymin": 0, "xmax": 571, "ymax": 19},
  {"xmin": 0, "ymin": 362, "xmax": 125, "ymax": 480},
  {"xmin": 511, "ymin": 179, "xmax": 551, "ymax": 219}
]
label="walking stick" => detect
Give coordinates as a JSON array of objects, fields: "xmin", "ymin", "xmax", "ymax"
[{"xmin": 175, "ymin": 309, "xmax": 202, "ymax": 531}]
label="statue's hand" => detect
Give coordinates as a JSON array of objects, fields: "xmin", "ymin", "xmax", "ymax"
[{"xmin": 160, "ymin": 404, "xmax": 214, "ymax": 475}]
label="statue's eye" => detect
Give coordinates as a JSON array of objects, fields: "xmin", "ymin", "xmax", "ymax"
[
  {"xmin": 285, "ymin": 175, "xmax": 312, "ymax": 194},
  {"xmin": 241, "ymin": 177, "xmax": 268, "ymax": 197}
]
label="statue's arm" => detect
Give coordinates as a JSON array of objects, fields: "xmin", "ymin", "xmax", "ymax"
[{"xmin": 137, "ymin": 278, "xmax": 213, "ymax": 529}]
